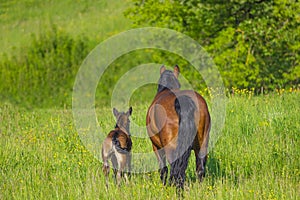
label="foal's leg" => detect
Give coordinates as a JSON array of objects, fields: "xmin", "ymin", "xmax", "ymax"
[
  {"xmin": 102, "ymin": 155, "xmax": 110, "ymax": 177},
  {"xmin": 115, "ymin": 152, "xmax": 127, "ymax": 186},
  {"xmin": 153, "ymin": 145, "xmax": 168, "ymax": 185},
  {"xmin": 111, "ymin": 154, "xmax": 118, "ymax": 184},
  {"xmin": 102, "ymin": 142, "xmax": 112, "ymax": 188},
  {"xmin": 102, "ymin": 156, "xmax": 110, "ymax": 188},
  {"xmin": 126, "ymin": 152, "xmax": 132, "ymax": 180}
]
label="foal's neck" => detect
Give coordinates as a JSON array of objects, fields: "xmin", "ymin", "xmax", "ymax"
[{"xmin": 115, "ymin": 124, "xmax": 130, "ymax": 136}]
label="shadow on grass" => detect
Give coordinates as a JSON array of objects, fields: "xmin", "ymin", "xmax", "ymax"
[
  {"xmin": 130, "ymin": 151, "xmax": 240, "ymax": 187},
  {"xmin": 205, "ymin": 153, "xmax": 224, "ymax": 186},
  {"xmin": 185, "ymin": 151, "xmax": 240, "ymax": 187}
]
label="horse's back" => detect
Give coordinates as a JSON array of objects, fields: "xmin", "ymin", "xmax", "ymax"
[
  {"xmin": 177, "ymin": 90, "xmax": 209, "ymax": 113},
  {"xmin": 146, "ymin": 89, "xmax": 210, "ymax": 149},
  {"xmin": 147, "ymin": 89, "xmax": 209, "ymax": 124}
]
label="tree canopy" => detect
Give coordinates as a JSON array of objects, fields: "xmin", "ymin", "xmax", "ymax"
[{"xmin": 125, "ymin": 0, "xmax": 300, "ymax": 91}]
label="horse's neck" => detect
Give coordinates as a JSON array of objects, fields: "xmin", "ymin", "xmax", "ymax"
[{"xmin": 156, "ymin": 88, "xmax": 179, "ymax": 97}]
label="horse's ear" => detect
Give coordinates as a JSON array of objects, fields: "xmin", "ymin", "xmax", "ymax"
[
  {"xmin": 174, "ymin": 65, "xmax": 180, "ymax": 78},
  {"xmin": 113, "ymin": 108, "xmax": 119, "ymax": 117},
  {"xmin": 127, "ymin": 107, "xmax": 133, "ymax": 116},
  {"xmin": 160, "ymin": 65, "xmax": 166, "ymax": 75}
]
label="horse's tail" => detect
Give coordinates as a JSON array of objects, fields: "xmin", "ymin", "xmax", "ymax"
[
  {"xmin": 112, "ymin": 131, "xmax": 132, "ymax": 154},
  {"xmin": 170, "ymin": 95, "xmax": 197, "ymax": 189}
]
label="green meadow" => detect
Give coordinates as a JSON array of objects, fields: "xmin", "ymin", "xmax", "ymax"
[
  {"xmin": 0, "ymin": 0, "xmax": 299, "ymax": 199},
  {"xmin": 1, "ymin": 92, "xmax": 299, "ymax": 199},
  {"xmin": 0, "ymin": 0, "xmax": 131, "ymax": 55}
]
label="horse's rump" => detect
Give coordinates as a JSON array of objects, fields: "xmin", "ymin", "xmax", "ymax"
[{"xmin": 146, "ymin": 90, "xmax": 205, "ymax": 141}]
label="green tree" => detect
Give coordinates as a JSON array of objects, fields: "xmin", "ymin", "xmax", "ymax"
[{"xmin": 125, "ymin": 0, "xmax": 300, "ymax": 91}]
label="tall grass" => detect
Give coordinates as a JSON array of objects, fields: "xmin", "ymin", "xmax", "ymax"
[
  {"xmin": 0, "ymin": 0, "xmax": 131, "ymax": 55},
  {"xmin": 1, "ymin": 92, "xmax": 299, "ymax": 199},
  {"xmin": 0, "ymin": 0, "xmax": 133, "ymax": 108},
  {"xmin": 0, "ymin": 1, "xmax": 299, "ymax": 199},
  {"xmin": 0, "ymin": 27, "xmax": 91, "ymax": 108}
]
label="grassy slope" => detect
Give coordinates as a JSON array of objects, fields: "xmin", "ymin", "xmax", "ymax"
[
  {"xmin": 0, "ymin": 0, "xmax": 131, "ymax": 55},
  {"xmin": 0, "ymin": 93, "xmax": 299, "ymax": 199}
]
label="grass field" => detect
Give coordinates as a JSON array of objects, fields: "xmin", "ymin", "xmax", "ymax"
[
  {"xmin": 1, "ymin": 0, "xmax": 299, "ymax": 199},
  {"xmin": 0, "ymin": 0, "xmax": 131, "ymax": 55},
  {"xmin": 0, "ymin": 0, "xmax": 133, "ymax": 108},
  {"xmin": 1, "ymin": 92, "xmax": 299, "ymax": 199}
]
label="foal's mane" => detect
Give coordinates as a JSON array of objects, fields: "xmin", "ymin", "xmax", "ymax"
[{"xmin": 113, "ymin": 108, "xmax": 132, "ymax": 136}]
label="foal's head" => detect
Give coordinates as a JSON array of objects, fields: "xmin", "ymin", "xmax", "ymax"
[
  {"xmin": 157, "ymin": 65, "xmax": 181, "ymax": 93},
  {"xmin": 113, "ymin": 107, "xmax": 132, "ymax": 135}
]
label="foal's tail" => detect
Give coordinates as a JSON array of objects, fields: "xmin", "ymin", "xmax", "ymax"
[{"xmin": 170, "ymin": 95, "xmax": 197, "ymax": 189}]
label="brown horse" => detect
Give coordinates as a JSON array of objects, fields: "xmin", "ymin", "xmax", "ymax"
[
  {"xmin": 146, "ymin": 65, "xmax": 211, "ymax": 189},
  {"xmin": 102, "ymin": 107, "xmax": 132, "ymax": 187}
]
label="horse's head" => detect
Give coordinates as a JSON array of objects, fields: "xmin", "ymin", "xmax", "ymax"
[
  {"xmin": 113, "ymin": 107, "xmax": 132, "ymax": 135},
  {"xmin": 157, "ymin": 65, "xmax": 181, "ymax": 93}
]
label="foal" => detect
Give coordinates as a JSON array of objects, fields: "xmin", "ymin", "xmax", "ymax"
[{"xmin": 102, "ymin": 107, "xmax": 132, "ymax": 187}]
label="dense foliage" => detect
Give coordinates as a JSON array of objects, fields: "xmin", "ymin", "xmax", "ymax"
[
  {"xmin": 0, "ymin": 28, "xmax": 91, "ymax": 108},
  {"xmin": 125, "ymin": 0, "xmax": 300, "ymax": 91},
  {"xmin": 0, "ymin": 0, "xmax": 299, "ymax": 108},
  {"xmin": 0, "ymin": 0, "xmax": 130, "ymax": 108}
]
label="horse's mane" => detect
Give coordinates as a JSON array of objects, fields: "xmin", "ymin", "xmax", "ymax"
[{"xmin": 157, "ymin": 70, "xmax": 181, "ymax": 93}]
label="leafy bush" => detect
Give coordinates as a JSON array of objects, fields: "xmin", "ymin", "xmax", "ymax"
[
  {"xmin": 0, "ymin": 27, "xmax": 91, "ymax": 108},
  {"xmin": 125, "ymin": 0, "xmax": 300, "ymax": 92}
]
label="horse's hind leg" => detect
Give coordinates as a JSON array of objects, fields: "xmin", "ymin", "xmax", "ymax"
[
  {"xmin": 195, "ymin": 148, "xmax": 207, "ymax": 182},
  {"xmin": 167, "ymin": 145, "xmax": 192, "ymax": 190},
  {"xmin": 153, "ymin": 145, "xmax": 168, "ymax": 185},
  {"xmin": 194, "ymin": 137, "xmax": 207, "ymax": 182},
  {"xmin": 159, "ymin": 152, "xmax": 168, "ymax": 185},
  {"xmin": 195, "ymin": 119, "xmax": 210, "ymax": 182}
]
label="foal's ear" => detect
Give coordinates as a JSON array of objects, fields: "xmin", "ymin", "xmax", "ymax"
[
  {"xmin": 127, "ymin": 107, "xmax": 133, "ymax": 116},
  {"xmin": 173, "ymin": 65, "xmax": 180, "ymax": 78},
  {"xmin": 160, "ymin": 65, "xmax": 166, "ymax": 75},
  {"xmin": 113, "ymin": 108, "xmax": 119, "ymax": 117}
]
